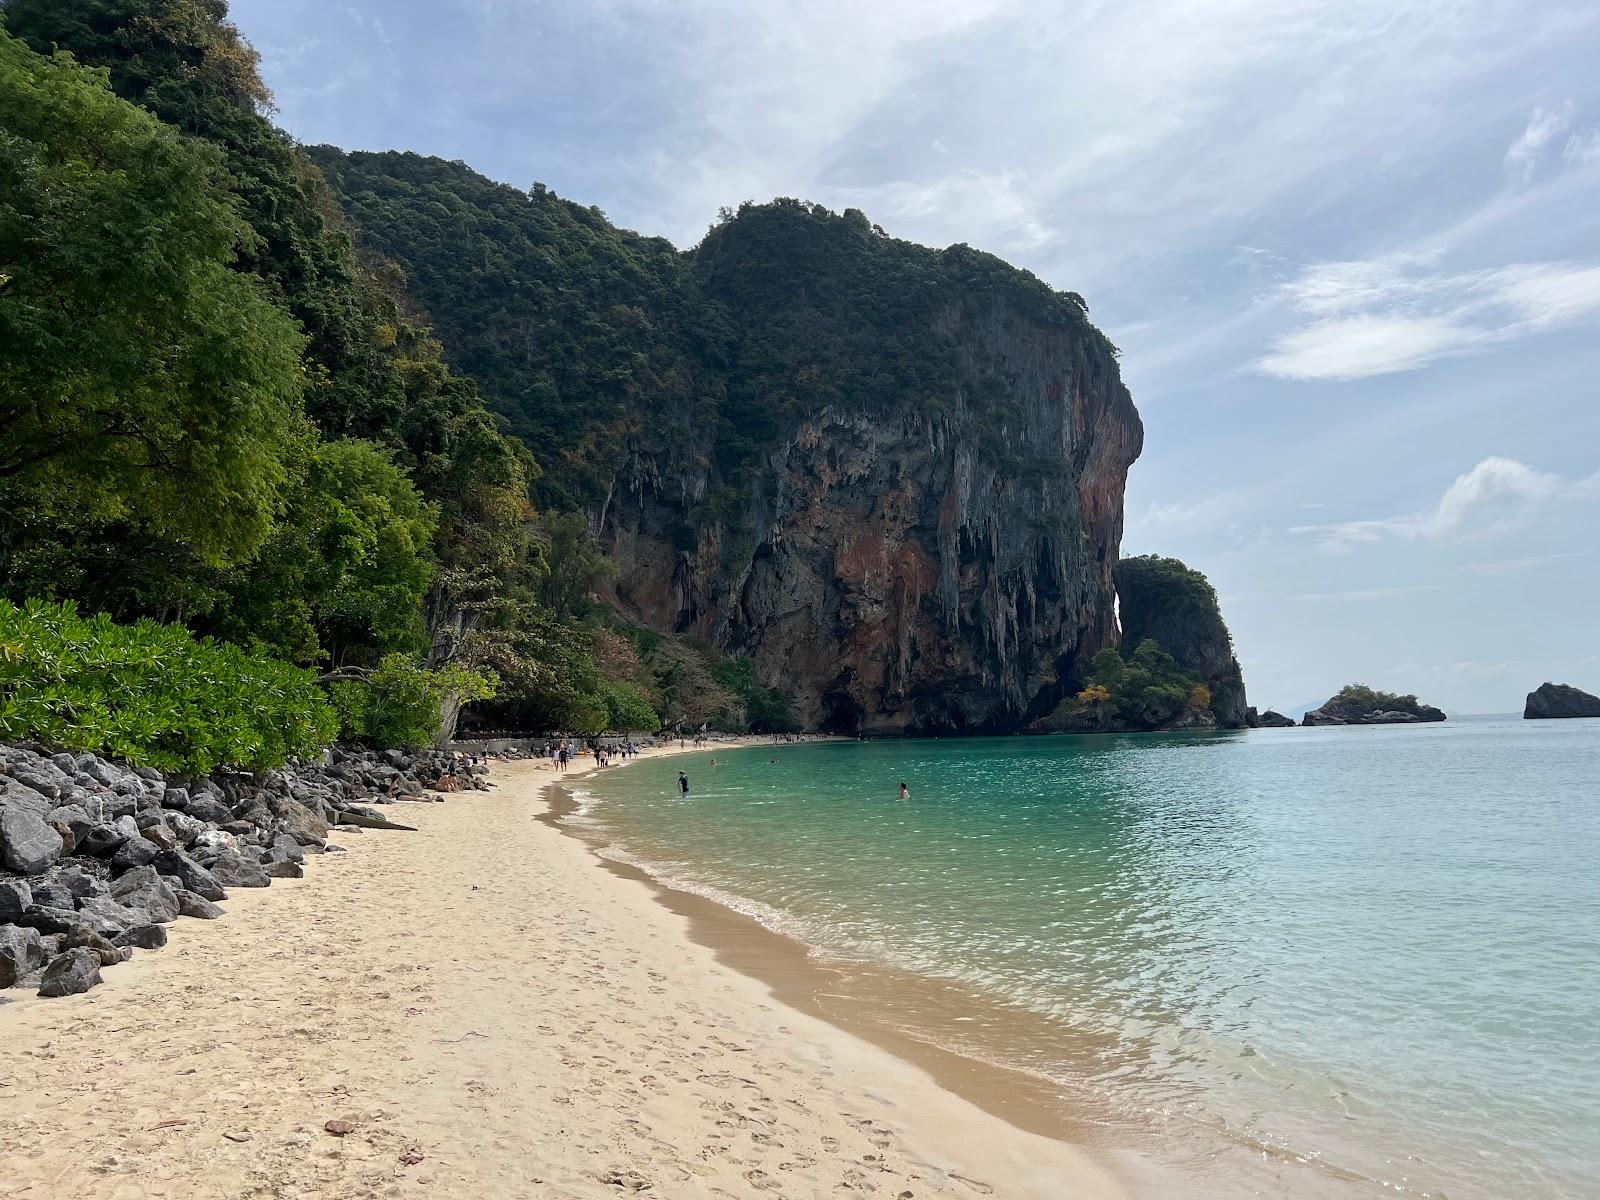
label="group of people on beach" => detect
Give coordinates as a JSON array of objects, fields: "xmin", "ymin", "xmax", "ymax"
[{"xmin": 544, "ymin": 739, "xmax": 645, "ymax": 772}]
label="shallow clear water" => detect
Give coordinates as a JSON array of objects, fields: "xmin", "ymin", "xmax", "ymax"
[{"xmin": 572, "ymin": 717, "xmax": 1600, "ymax": 1199}]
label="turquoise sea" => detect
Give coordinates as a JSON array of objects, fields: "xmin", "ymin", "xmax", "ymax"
[{"xmin": 568, "ymin": 716, "xmax": 1599, "ymax": 1199}]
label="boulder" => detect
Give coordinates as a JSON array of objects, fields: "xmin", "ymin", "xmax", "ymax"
[
  {"xmin": 165, "ymin": 811, "xmax": 205, "ymax": 846},
  {"xmin": 74, "ymin": 896, "xmax": 144, "ymax": 936},
  {"xmin": 184, "ymin": 794, "xmax": 233, "ymax": 825},
  {"xmin": 1, "ymin": 801, "xmax": 65, "ymax": 875},
  {"xmin": 150, "ymin": 849, "xmax": 226, "ymax": 901},
  {"xmin": 109, "ymin": 836, "xmax": 160, "ymax": 872},
  {"xmin": 15, "ymin": 905, "xmax": 86, "ymax": 935},
  {"xmin": 37, "ymin": 947, "xmax": 104, "ymax": 997},
  {"xmin": 56, "ymin": 866, "xmax": 106, "ymax": 900},
  {"xmin": 1523, "ymin": 682, "xmax": 1600, "ymax": 720},
  {"xmin": 264, "ymin": 859, "xmax": 304, "ymax": 880},
  {"xmin": 0, "ymin": 924, "xmax": 47, "ymax": 988},
  {"xmin": 77, "ymin": 823, "xmax": 125, "ymax": 858},
  {"xmin": 0, "ymin": 879, "xmax": 31, "ymax": 921},
  {"xmin": 109, "ymin": 867, "xmax": 181, "ymax": 924},
  {"xmin": 1256, "ymin": 709, "xmax": 1295, "ymax": 728},
  {"xmin": 207, "ymin": 852, "xmax": 270, "ymax": 889},
  {"xmin": 59, "ymin": 926, "xmax": 126, "ymax": 966},
  {"xmin": 140, "ymin": 823, "xmax": 179, "ymax": 851},
  {"xmin": 175, "ymin": 889, "xmax": 225, "ymax": 920},
  {"xmin": 114, "ymin": 924, "xmax": 168, "ymax": 951},
  {"xmin": 191, "ymin": 829, "xmax": 238, "ymax": 856},
  {"xmin": 29, "ymin": 882, "xmax": 75, "ymax": 910}
]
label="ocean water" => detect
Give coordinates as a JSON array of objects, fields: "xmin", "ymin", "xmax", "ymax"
[{"xmin": 568, "ymin": 716, "xmax": 1600, "ymax": 1199}]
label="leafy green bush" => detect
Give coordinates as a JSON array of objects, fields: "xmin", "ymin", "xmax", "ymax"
[
  {"xmin": 0, "ymin": 599, "xmax": 336, "ymax": 773},
  {"xmin": 332, "ymin": 654, "xmax": 497, "ymax": 749},
  {"xmin": 601, "ymin": 681, "xmax": 662, "ymax": 734}
]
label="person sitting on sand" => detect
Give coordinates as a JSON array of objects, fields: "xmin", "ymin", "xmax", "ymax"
[{"xmin": 899, "ymin": 781, "xmax": 910, "ymax": 800}]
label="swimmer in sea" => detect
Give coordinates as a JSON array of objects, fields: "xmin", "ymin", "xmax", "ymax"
[{"xmin": 899, "ymin": 781, "xmax": 910, "ymax": 801}]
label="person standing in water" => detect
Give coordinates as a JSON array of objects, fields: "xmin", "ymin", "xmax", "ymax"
[
  {"xmin": 678, "ymin": 771, "xmax": 689, "ymax": 797},
  {"xmin": 899, "ymin": 781, "xmax": 910, "ymax": 800}
]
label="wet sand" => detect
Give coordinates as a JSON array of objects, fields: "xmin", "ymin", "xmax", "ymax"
[{"xmin": 0, "ymin": 750, "xmax": 1128, "ymax": 1199}]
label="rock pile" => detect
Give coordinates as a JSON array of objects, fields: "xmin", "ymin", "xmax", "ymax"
[{"xmin": 0, "ymin": 744, "xmax": 490, "ymax": 998}]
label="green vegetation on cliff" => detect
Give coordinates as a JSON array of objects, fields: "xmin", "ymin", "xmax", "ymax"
[
  {"xmin": 1113, "ymin": 554, "xmax": 1248, "ymax": 727},
  {"xmin": 1037, "ymin": 640, "xmax": 1212, "ymax": 733},
  {"xmin": 306, "ymin": 153, "xmax": 1121, "ymax": 513}
]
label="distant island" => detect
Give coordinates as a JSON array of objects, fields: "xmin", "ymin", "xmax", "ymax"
[
  {"xmin": 1301, "ymin": 685, "xmax": 1446, "ymax": 726},
  {"xmin": 1524, "ymin": 683, "xmax": 1600, "ymax": 720}
]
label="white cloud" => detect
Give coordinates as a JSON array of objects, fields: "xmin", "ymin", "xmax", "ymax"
[
  {"xmin": 1563, "ymin": 128, "xmax": 1600, "ymax": 166},
  {"xmin": 1291, "ymin": 456, "xmax": 1563, "ymax": 548},
  {"xmin": 1256, "ymin": 258, "xmax": 1600, "ymax": 380},
  {"xmin": 1504, "ymin": 103, "xmax": 1572, "ymax": 182}
]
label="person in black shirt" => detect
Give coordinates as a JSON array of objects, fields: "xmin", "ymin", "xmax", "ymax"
[{"xmin": 678, "ymin": 771, "xmax": 689, "ymax": 796}]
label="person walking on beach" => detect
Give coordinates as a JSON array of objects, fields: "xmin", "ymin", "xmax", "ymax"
[
  {"xmin": 678, "ymin": 771, "xmax": 689, "ymax": 797},
  {"xmin": 899, "ymin": 781, "xmax": 910, "ymax": 801},
  {"xmin": 557, "ymin": 745, "xmax": 569, "ymax": 773}
]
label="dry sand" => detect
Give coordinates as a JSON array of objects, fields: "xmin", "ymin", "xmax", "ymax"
[{"xmin": 0, "ymin": 748, "xmax": 1128, "ymax": 1199}]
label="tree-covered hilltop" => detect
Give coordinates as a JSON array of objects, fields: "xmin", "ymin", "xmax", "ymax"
[
  {"xmin": 1113, "ymin": 555, "xmax": 1249, "ymax": 728},
  {"xmin": 1303, "ymin": 685, "xmax": 1446, "ymax": 725},
  {"xmin": 306, "ymin": 153, "xmax": 1123, "ymax": 516}
]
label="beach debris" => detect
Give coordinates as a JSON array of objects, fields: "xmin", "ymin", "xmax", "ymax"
[
  {"xmin": 399, "ymin": 1146, "xmax": 425, "ymax": 1166},
  {"xmin": 323, "ymin": 1119, "xmax": 357, "ymax": 1137},
  {"xmin": 597, "ymin": 1168, "xmax": 653, "ymax": 1191},
  {"xmin": 223, "ymin": 1132, "xmax": 251, "ymax": 1143},
  {"xmin": 147, "ymin": 1118, "xmax": 190, "ymax": 1131}
]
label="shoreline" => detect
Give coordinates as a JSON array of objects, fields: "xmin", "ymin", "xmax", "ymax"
[
  {"xmin": 544, "ymin": 743, "xmax": 1189, "ymax": 1197},
  {"xmin": 0, "ymin": 746, "xmax": 1132, "ymax": 1198}
]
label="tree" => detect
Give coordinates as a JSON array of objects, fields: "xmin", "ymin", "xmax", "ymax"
[
  {"xmin": 205, "ymin": 439, "xmax": 439, "ymax": 665},
  {"xmin": 0, "ymin": 28, "xmax": 305, "ymax": 564}
]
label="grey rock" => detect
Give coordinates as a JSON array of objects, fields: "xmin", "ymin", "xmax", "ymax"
[
  {"xmin": 184, "ymin": 795, "xmax": 232, "ymax": 825},
  {"xmin": 114, "ymin": 924, "xmax": 168, "ymax": 951},
  {"xmin": 268, "ymin": 833, "xmax": 305, "ymax": 864},
  {"xmin": 1, "ymin": 801, "xmax": 65, "ymax": 875},
  {"xmin": 37, "ymin": 947, "xmax": 103, "ymax": 997},
  {"xmin": 175, "ymin": 890, "xmax": 225, "ymax": 920},
  {"xmin": 0, "ymin": 924, "xmax": 47, "ymax": 987},
  {"xmin": 113, "ymin": 814, "xmax": 142, "ymax": 842},
  {"xmin": 166, "ymin": 812, "xmax": 205, "ymax": 846},
  {"xmin": 57, "ymin": 866, "xmax": 106, "ymax": 899},
  {"xmin": 263, "ymin": 859, "xmax": 303, "ymax": 880},
  {"xmin": 109, "ymin": 835, "xmax": 159, "ymax": 871},
  {"xmin": 77, "ymin": 823, "xmax": 125, "ymax": 857},
  {"xmin": 16, "ymin": 905, "xmax": 86, "ymax": 935},
  {"xmin": 190, "ymin": 829, "xmax": 238, "ymax": 856},
  {"xmin": 160, "ymin": 786, "xmax": 191, "ymax": 812},
  {"xmin": 0, "ymin": 879, "xmax": 31, "ymax": 921},
  {"xmin": 59, "ymin": 925, "xmax": 125, "ymax": 966},
  {"xmin": 109, "ymin": 867, "xmax": 180, "ymax": 924},
  {"xmin": 74, "ymin": 897, "xmax": 144, "ymax": 936},
  {"xmin": 30, "ymin": 882, "xmax": 74, "ymax": 910},
  {"xmin": 207, "ymin": 852, "xmax": 270, "ymax": 889},
  {"xmin": 150, "ymin": 849, "xmax": 226, "ymax": 901},
  {"xmin": 1524, "ymin": 682, "xmax": 1600, "ymax": 720}
]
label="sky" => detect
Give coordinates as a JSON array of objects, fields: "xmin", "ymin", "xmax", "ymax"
[{"xmin": 231, "ymin": 0, "xmax": 1600, "ymax": 713}]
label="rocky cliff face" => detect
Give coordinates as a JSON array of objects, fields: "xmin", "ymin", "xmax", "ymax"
[
  {"xmin": 598, "ymin": 298, "xmax": 1143, "ymax": 734},
  {"xmin": 1524, "ymin": 682, "xmax": 1600, "ymax": 719},
  {"xmin": 1112, "ymin": 556, "xmax": 1248, "ymax": 727}
]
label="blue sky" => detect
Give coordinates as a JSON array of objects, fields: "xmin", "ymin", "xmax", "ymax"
[{"xmin": 232, "ymin": 0, "xmax": 1600, "ymax": 713}]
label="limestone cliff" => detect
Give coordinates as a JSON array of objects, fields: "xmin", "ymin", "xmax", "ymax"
[
  {"xmin": 1112, "ymin": 556, "xmax": 1248, "ymax": 727},
  {"xmin": 599, "ymin": 297, "xmax": 1143, "ymax": 734}
]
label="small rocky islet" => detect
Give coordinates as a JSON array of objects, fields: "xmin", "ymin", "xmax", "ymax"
[
  {"xmin": 1523, "ymin": 682, "xmax": 1600, "ymax": 720},
  {"xmin": 0, "ymin": 744, "xmax": 490, "ymax": 999}
]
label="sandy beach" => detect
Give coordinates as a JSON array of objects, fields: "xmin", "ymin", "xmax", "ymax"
[{"xmin": 0, "ymin": 747, "xmax": 1127, "ymax": 1199}]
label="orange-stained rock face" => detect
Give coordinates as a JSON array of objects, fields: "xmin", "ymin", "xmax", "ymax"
[{"xmin": 597, "ymin": 298, "xmax": 1143, "ymax": 735}]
